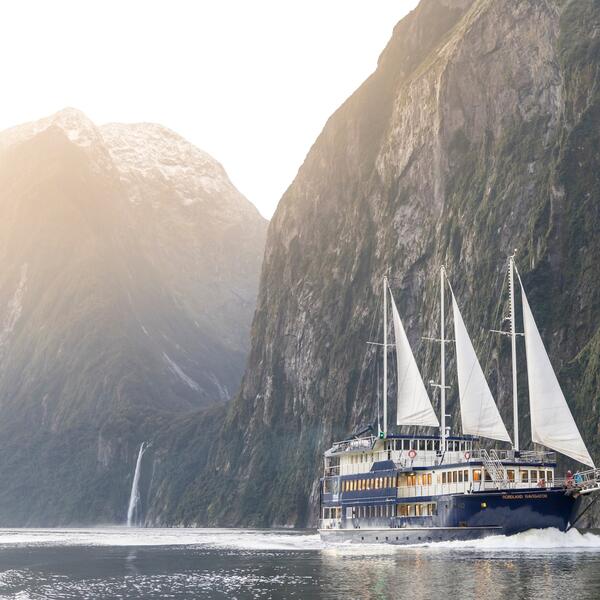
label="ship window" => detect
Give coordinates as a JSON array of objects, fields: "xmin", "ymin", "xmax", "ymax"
[
  {"xmin": 408, "ymin": 504, "xmax": 415, "ymax": 516},
  {"xmin": 531, "ymin": 470, "xmax": 538, "ymax": 481},
  {"xmin": 458, "ymin": 470, "xmax": 463, "ymax": 483},
  {"xmin": 420, "ymin": 440, "xmax": 426, "ymax": 451},
  {"xmin": 484, "ymin": 469, "xmax": 492, "ymax": 482},
  {"xmin": 464, "ymin": 470, "xmax": 469, "ymax": 482},
  {"xmin": 547, "ymin": 470, "xmax": 553, "ymax": 481},
  {"xmin": 507, "ymin": 470, "xmax": 515, "ymax": 482},
  {"xmin": 473, "ymin": 469, "xmax": 481, "ymax": 482},
  {"xmin": 415, "ymin": 504, "xmax": 422, "ymax": 516},
  {"xmin": 521, "ymin": 470, "xmax": 529, "ymax": 483},
  {"xmin": 426, "ymin": 440, "xmax": 433, "ymax": 451},
  {"xmin": 442, "ymin": 472, "xmax": 447, "ymax": 484},
  {"xmin": 427, "ymin": 473, "xmax": 432, "ymax": 485},
  {"xmin": 407, "ymin": 474, "xmax": 416, "ymax": 486},
  {"xmin": 400, "ymin": 504, "xmax": 408, "ymax": 517},
  {"xmin": 453, "ymin": 471, "xmax": 458, "ymax": 483}
]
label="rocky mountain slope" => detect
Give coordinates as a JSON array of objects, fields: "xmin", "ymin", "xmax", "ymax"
[
  {"xmin": 144, "ymin": 0, "xmax": 600, "ymax": 527},
  {"xmin": 0, "ymin": 109, "xmax": 267, "ymax": 524}
]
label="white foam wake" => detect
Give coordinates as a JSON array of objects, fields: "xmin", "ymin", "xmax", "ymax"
[
  {"xmin": 0, "ymin": 527, "xmax": 598, "ymax": 553},
  {"xmin": 0, "ymin": 528, "xmax": 322, "ymax": 551},
  {"xmin": 421, "ymin": 527, "xmax": 600, "ymax": 551}
]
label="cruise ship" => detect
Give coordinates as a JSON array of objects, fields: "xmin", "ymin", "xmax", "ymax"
[{"xmin": 319, "ymin": 255, "xmax": 600, "ymax": 544}]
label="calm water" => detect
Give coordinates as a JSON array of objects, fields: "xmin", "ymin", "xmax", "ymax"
[{"xmin": 0, "ymin": 527, "xmax": 599, "ymax": 599}]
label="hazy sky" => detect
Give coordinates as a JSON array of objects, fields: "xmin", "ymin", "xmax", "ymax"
[{"xmin": 1, "ymin": 1, "xmax": 419, "ymax": 218}]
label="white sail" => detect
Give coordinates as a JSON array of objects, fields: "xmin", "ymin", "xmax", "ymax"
[
  {"xmin": 451, "ymin": 291, "xmax": 511, "ymax": 442},
  {"xmin": 389, "ymin": 290, "xmax": 439, "ymax": 427},
  {"xmin": 519, "ymin": 275, "xmax": 595, "ymax": 468}
]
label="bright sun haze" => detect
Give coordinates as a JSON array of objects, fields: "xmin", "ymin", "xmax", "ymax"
[{"xmin": 1, "ymin": 0, "xmax": 418, "ymax": 218}]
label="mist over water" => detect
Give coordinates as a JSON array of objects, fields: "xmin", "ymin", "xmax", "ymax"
[{"xmin": 0, "ymin": 528, "xmax": 599, "ymax": 599}]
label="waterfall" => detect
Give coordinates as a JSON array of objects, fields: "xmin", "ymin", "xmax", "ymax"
[{"xmin": 127, "ymin": 441, "xmax": 148, "ymax": 527}]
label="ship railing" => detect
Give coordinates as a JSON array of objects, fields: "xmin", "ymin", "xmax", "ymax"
[
  {"xmin": 324, "ymin": 465, "xmax": 340, "ymax": 477},
  {"xmin": 329, "ymin": 436, "xmax": 377, "ymax": 454},
  {"xmin": 570, "ymin": 468, "xmax": 600, "ymax": 495},
  {"xmin": 469, "ymin": 449, "xmax": 556, "ymax": 465},
  {"xmin": 479, "ymin": 449, "xmax": 509, "ymax": 488},
  {"xmin": 319, "ymin": 518, "xmax": 342, "ymax": 530}
]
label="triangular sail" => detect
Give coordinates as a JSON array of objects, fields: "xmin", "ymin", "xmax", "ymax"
[
  {"xmin": 389, "ymin": 290, "xmax": 439, "ymax": 427},
  {"xmin": 451, "ymin": 291, "xmax": 511, "ymax": 443},
  {"xmin": 518, "ymin": 274, "xmax": 595, "ymax": 468}
]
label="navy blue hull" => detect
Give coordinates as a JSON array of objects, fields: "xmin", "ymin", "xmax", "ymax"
[{"xmin": 320, "ymin": 488, "xmax": 577, "ymax": 544}]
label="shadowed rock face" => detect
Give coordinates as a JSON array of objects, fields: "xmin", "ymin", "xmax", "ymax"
[
  {"xmin": 143, "ymin": 0, "xmax": 600, "ymax": 527},
  {"xmin": 0, "ymin": 109, "xmax": 267, "ymax": 524}
]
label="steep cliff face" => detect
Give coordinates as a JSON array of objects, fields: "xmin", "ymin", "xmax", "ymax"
[
  {"xmin": 0, "ymin": 109, "xmax": 266, "ymax": 524},
  {"xmin": 147, "ymin": 0, "xmax": 600, "ymax": 526}
]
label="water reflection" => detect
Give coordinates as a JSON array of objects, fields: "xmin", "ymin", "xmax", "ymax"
[
  {"xmin": 0, "ymin": 529, "xmax": 599, "ymax": 599},
  {"xmin": 318, "ymin": 546, "xmax": 600, "ymax": 600}
]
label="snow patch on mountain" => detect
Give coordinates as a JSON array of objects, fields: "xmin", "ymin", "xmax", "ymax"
[
  {"xmin": 0, "ymin": 264, "xmax": 28, "ymax": 361},
  {"xmin": 100, "ymin": 122, "xmax": 256, "ymax": 216},
  {"xmin": 162, "ymin": 352, "xmax": 200, "ymax": 391},
  {"xmin": 0, "ymin": 108, "xmax": 113, "ymax": 172}
]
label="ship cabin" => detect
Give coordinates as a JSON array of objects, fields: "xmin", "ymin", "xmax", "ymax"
[{"xmin": 320, "ymin": 433, "xmax": 557, "ymax": 529}]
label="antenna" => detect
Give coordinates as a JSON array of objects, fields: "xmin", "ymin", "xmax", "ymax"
[
  {"xmin": 508, "ymin": 250, "xmax": 519, "ymax": 452},
  {"xmin": 440, "ymin": 266, "xmax": 446, "ymax": 449},
  {"xmin": 382, "ymin": 275, "xmax": 388, "ymax": 438}
]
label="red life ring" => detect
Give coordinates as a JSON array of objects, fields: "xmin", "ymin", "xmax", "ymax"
[
  {"xmin": 408, "ymin": 449, "xmax": 417, "ymax": 459},
  {"xmin": 464, "ymin": 451, "xmax": 471, "ymax": 460}
]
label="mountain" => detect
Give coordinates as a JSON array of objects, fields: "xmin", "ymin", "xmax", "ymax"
[
  {"xmin": 0, "ymin": 108, "xmax": 267, "ymax": 524},
  {"xmin": 144, "ymin": 0, "xmax": 600, "ymax": 527}
]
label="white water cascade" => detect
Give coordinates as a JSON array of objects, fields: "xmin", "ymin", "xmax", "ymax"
[{"xmin": 127, "ymin": 441, "xmax": 148, "ymax": 527}]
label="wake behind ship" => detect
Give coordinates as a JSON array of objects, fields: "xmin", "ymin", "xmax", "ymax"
[{"xmin": 319, "ymin": 255, "xmax": 600, "ymax": 544}]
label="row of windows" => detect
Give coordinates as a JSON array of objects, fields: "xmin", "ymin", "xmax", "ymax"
[
  {"xmin": 518, "ymin": 469, "xmax": 553, "ymax": 483},
  {"xmin": 383, "ymin": 439, "xmax": 472, "ymax": 453},
  {"xmin": 339, "ymin": 468, "xmax": 554, "ymax": 493},
  {"xmin": 350, "ymin": 504, "xmax": 396, "ymax": 519},
  {"xmin": 323, "ymin": 502, "xmax": 438, "ymax": 520},
  {"xmin": 342, "ymin": 476, "xmax": 395, "ymax": 492}
]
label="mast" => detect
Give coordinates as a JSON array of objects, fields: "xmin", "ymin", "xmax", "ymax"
[
  {"xmin": 383, "ymin": 275, "xmax": 388, "ymax": 438},
  {"xmin": 440, "ymin": 266, "xmax": 446, "ymax": 450},
  {"xmin": 509, "ymin": 252, "xmax": 519, "ymax": 452}
]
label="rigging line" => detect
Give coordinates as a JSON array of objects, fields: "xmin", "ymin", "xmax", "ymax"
[
  {"xmin": 445, "ymin": 264, "xmax": 509, "ymax": 437},
  {"xmin": 478, "ymin": 261, "xmax": 510, "ymax": 434},
  {"xmin": 353, "ymin": 279, "xmax": 383, "ymax": 418},
  {"xmin": 445, "ymin": 270, "xmax": 492, "ymax": 433}
]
